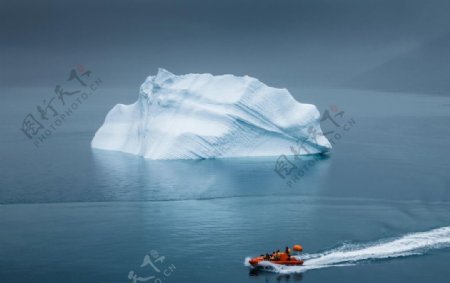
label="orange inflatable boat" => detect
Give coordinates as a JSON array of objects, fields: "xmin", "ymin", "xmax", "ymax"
[
  {"xmin": 248, "ymin": 255, "xmax": 304, "ymax": 266},
  {"xmin": 248, "ymin": 245, "xmax": 304, "ymax": 267}
]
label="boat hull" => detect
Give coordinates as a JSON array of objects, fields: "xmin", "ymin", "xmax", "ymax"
[{"xmin": 248, "ymin": 256, "xmax": 304, "ymax": 266}]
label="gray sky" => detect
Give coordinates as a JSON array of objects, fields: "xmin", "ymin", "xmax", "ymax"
[{"xmin": 1, "ymin": 0, "xmax": 450, "ymax": 93}]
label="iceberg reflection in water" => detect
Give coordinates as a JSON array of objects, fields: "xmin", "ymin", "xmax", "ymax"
[{"xmin": 91, "ymin": 149, "xmax": 332, "ymax": 202}]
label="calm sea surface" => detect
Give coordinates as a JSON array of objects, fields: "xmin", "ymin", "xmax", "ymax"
[{"xmin": 1, "ymin": 87, "xmax": 449, "ymax": 283}]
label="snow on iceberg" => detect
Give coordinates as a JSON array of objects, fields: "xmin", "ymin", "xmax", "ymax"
[{"xmin": 91, "ymin": 69, "xmax": 331, "ymax": 160}]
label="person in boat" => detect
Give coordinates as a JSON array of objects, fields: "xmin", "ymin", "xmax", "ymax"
[
  {"xmin": 285, "ymin": 246, "xmax": 291, "ymax": 255},
  {"xmin": 273, "ymin": 251, "xmax": 278, "ymax": 261},
  {"xmin": 264, "ymin": 253, "xmax": 270, "ymax": 260},
  {"xmin": 273, "ymin": 250, "xmax": 280, "ymax": 260},
  {"xmin": 285, "ymin": 246, "xmax": 291, "ymax": 260}
]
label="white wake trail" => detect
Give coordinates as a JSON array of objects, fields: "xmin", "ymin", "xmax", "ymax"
[{"xmin": 245, "ymin": 226, "xmax": 450, "ymax": 274}]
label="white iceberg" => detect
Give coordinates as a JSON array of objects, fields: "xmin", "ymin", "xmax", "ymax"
[{"xmin": 91, "ymin": 69, "xmax": 331, "ymax": 159}]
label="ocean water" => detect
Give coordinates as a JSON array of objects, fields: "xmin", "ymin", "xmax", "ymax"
[{"xmin": 1, "ymin": 87, "xmax": 450, "ymax": 283}]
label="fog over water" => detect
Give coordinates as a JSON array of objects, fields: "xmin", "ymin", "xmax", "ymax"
[{"xmin": 1, "ymin": 0, "xmax": 450, "ymax": 94}]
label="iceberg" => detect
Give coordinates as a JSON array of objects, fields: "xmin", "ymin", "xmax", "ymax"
[{"xmin": 91, "ymin": 69, "xmax": 331, "ymax": 159}]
